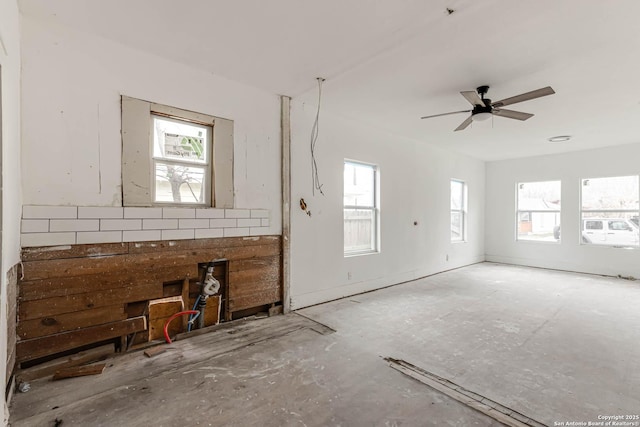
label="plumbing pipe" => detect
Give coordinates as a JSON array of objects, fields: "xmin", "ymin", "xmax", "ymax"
[
  {"xmin": 187, "ymin": 295, "xmax": 201, "ymax": 332},
  {"xmin": 163, "ymin": 310, "xmax": 198, "ymax": 344}
]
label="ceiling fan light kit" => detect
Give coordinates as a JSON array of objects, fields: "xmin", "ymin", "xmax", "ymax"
[
  {"xmin": 421, "ymin": 85, "xmax": 555, "ymax": 131},
  {"xmin": 472, "ymin": 112, "xmax": 492, "ymax": 122}
]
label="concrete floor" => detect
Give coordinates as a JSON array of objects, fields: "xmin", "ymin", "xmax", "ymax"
[{"xmin": 10, "ymin": 263, "xmax": 640, "ymax": 426}]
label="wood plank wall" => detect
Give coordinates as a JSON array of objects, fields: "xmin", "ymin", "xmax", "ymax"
[
  {"xmin": 17, "ymin": 235, "xmax": 282, "ymax": 365},
  {"xmin": 6, "ymin": 263, "xmax": 19, "ymax": 381}
]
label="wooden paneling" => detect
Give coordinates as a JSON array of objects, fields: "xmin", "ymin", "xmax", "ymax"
[
  {"xmin": 17, "ymin": 305, "xmax": 127, "ymax": 340},
  {"xmin": 17, "ymin": 317, "xmax": 147, "ymax": 363},
  {"xmin": 21, "ymin": 242, "xmax": 129, "ymax": 262},
  {"xmin": 17, "ymin": 236, "xmax": 282, "ymax": 364},
  {"xmin": 20, "ymin": 266, "xmax": 198, "ymax": 301},
  {"xmin": 229, "ymin": 288, "xmax": 281, "ymax": 312},
  {"xmin": 6, "ymin": 263, "xmax": 19, "ymax": 383},
  {"xmin": 19, "ymin": 283, "xmax": 163, "ymax": 320}
]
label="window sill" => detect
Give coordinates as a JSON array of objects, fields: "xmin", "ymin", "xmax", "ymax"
[
  {"xmin": 344, "ymin": 250, "xmax": 379, "ymax": 258},
  {"xmin": 579, "ymin": 243, "xmax": 639, "ymax": 249}
]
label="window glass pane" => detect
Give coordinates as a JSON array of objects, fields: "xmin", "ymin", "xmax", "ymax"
[
  {"xmin": 153, "ymin": 115, "xmax": 208, "ymax": 163},
  {"xmin": 155, "ymin": 162, "xmax": 206, "ymax": 204},
  {"xmin": 451, "ymin": 180, "xmax": 463, "ymax": 210},
  {"xmin": 344, "ymin": 162, "xmax": 375, "ymax": 207},
  {"xmin": 517, "ymin": 181, "xmax": 561, "ymax": 242},
  {"xmin": 344, "ymin": 208, "xmax": 374, "ymax": 252},
  {"xmin": 451, "ymin": 212, "xmax": 462, "ymax": 241},
  {"xmin": 582, "ymin": 176, "xmax": 639, "ymax": 211},
  {"xmin": 450, "ymin": 180, "xmax": 466, "ymax": 241},
  {"xmin": 581, "ymin": 175, "xmax": 639, "ymax": 247}
]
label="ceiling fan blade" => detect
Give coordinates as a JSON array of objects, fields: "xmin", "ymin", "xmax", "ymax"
[
  {"xmin": 454, "ymin": 115, "xmax": 473, "ymax": 131},
  {"xmin": 493, "ymin": 109, "xmax": 534, "ymax": 121},
  {"xmin": 460, "ymin": 91, "xmax": 485, "ymax": 107},
  {"xmin": 421, "ymin": 110, "xmax": 471, "ymax": 120},
  {"xmin": 491, "ymin": 86, "xmax": 555, "ymax": 108}
]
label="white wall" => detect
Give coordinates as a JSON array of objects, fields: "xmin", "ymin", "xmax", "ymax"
[
  {"xmin": 20, "ymin": 16, "xmax": 281, "ymax": 235},
  {"xmin": 289, "ymin": 100, "xmax": 485, "ymax": 309},
  {"xmin": 0, "ymin": 0, "xmax": 22, "ymax": 419},
  {"xmin": 486, "ymin": 142, "xmax": 640, "ymax": 277}
]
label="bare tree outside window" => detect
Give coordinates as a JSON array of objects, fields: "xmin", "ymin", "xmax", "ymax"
[{"xmin": 152, "ymin": 115, "xmax": 212, "ymax": 205}]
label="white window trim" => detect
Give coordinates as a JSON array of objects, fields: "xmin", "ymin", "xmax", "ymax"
[
  {"xmin": 451, "ymin": 179, "xmax": 467, "ymax": 243},
  {"xmin": 121, "ymin": 96, "xmax": 234, "ymax": 208},
  {"xmin": 151, "ymin": 113, "xmax": 213, "ymax": 206},
  {"xmin": 344, "ymin": 160, "xmax": 380, "ymax": 256}
]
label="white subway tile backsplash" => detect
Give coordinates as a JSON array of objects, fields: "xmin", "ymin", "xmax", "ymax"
[
  {"xmin": 163, "ymin": 208, "xmax": 196, "ymax": 219},
  {"xmin": 50, "ymin": 219, "xmax": 99, "ymax": 232},
  {"xmin": 77, "ymin": 231, "xmax": 123, "ymax": 244},
  {"xmin": 251, "ymin": 209, "xmax": 269, "ymax": 218},
  {"xmin": 123, "ymin": 230, "xmax": 161, "ymax": 242},
  {"xmin": 223, "ymin": 227, "xmax": 251, "ymax": 237},
  {"xmin": 195, "ymin": 228, "xmax": 224, "ymax": 239},
  {"xmin": 195, "ymin": 208, "xmax": 225, "ymax": 219},
  {"xmin": 225, "ymin": 209, "xmax": 250, "ymax": 219},
  {"xmin": 210, "ymin": 218, "xmax": 237, "ymax": 228},
  {"xmin": 124, "ymin": 207, "xmax": 162, "ymax": 219},
  {"xmin": 21, "ymin": 232, "xmax": 76, "ymax": 247},
  {"xmin": 238, "ymin": 218, "xmax": 261, "ymax": 227},
  {"xmin": 179, "ymin": 219, "xmax": 210, "ymax": 229},
  {"xmin": 143, "ymin": 219, "xmax": 179, "ymax": 230},
  {"xmin": 78, "ymin": 207, "xmax": 123, "ymax": 219},
  {"xmin": 23, "ymin": 205, "xmax": 77, "ymax": 219},
  {"xmin": 162, "ymin": 229, "xmax": 195, "ymax": 240},
  {"xmin": 101, "ymin": 219, "xmax": 142, "ymax": 231},
  {"xmin": 21, "ymin": 205, "xmax": 272, "ymax": 247},
  {"xmin": 22, "ymin": 219, "xmax": 49, "ymax": 233}
]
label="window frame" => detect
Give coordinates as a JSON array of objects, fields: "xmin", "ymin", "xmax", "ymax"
[
  {"xmin": 343, "ymin": 160, "xmax": 380, "ymax": 256},
  {"xmin": 150, "ymin": 113, "xmax": 213, "ymax": 206},
  {"xmin": 121, "ymin": 96, "xmax": 234, "ymax": 208},
  {"xmin": 515, "ymin": 180, "xmax": 561, "ymax": 243},
  {"xmin": 450, "ymin": 179, "xmax": 467, "ymax": 243}
]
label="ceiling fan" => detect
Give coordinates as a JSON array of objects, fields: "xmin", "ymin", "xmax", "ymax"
[{"xmin": 420, "ymin": 85, "xmax": 555, "ymax": 131}]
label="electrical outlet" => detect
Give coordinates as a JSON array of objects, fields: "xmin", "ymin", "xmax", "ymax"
[
  {"xmin": 446, "ymin": 254, "xmax": 449, "ymax": 262},
  {"xmin": 347, "ymin": 272, "xmax": 352, "ymax": 280}
]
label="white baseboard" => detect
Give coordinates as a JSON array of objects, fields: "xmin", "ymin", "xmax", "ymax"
[{"xmin": 290, "ymin": 255, "xmax": 485, "ymax": 310}]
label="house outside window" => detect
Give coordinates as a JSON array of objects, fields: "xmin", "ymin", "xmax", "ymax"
[
  {"xmin": 581, "ymin": 175, "xmax": 639, "ymax": 247},
  {"xmin": 516, "ymin": 181, "xmax": 561, "ymax": 242},
  {"xmin": 451, "ymin": 180, "xmax": 467, "ymax": 242},
  {"xmin": 344, "ymin": 160, "xmax": 379, "ymax": 255}
]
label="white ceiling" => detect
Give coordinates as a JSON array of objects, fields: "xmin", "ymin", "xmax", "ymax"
[{"xmin": 19, "ymin": 0, "xmax": 640, "ymax": 161}]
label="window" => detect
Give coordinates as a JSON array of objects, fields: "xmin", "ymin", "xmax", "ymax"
[
  {"xmin": 516, "ymin": 181, "xmax": 561, "ymax": 242},
  {"xmin": 344, "ymin": 161, "xmax": 379, "ymax": 255},
  {"xmin": 152, "ymin": 114, "xmax": 211, "ymax": 205},
  {"xmin": 581, "ymin": 175, "xmax": 639, "ymax": 247},
  {"xmin": 450, "ymin": 180, "xmax": 467, "ymax": 242},
  {"xmin": 121, "ymin": 96, "xmax": 234, "ymax": 208}
]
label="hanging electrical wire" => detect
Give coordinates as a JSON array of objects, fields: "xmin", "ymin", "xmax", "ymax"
[{"xmin": 311, "ymin": 77, "xmax": 325, "ymax": 196}]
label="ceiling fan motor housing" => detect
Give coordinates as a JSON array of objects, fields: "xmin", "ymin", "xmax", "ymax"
[{"xmin": 472, "ymin": 103, "xmax": 492, "ymax": 114}]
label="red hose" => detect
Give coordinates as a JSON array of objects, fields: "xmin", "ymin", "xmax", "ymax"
[{"xmin": 163, "ymin": 310, "xmax": 199, "ymax": 344}]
